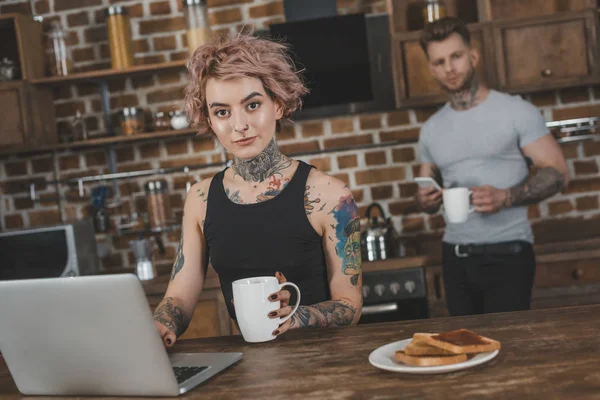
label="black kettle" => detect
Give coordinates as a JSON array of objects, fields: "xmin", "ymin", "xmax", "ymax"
[{"xmin": 361, "ymin": 203, "xmax": 397, "ymax": 262}]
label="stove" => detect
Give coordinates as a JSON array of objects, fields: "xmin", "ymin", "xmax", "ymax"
[{"xmin": 358, "ymin": 267, "xmax": 429, "ymax": 324}]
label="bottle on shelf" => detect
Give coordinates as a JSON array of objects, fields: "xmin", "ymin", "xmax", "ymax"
[
  {"xmin": 423, "ymin": 0, "xmax": 447, "ymax": 24},
  {"xmin": 46, "ymin": 21, "xmax": 73, "ymax": 77},
  {"xmin": 183, "ymin": 0, "xmax": 212, "ymax": 57},
  {"xmin": 105, "ymin": 6, "xmax": 134, "ymax": 70}
]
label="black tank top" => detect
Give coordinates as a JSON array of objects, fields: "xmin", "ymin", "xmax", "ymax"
[{"xmin": 204, "ymin": 161, "xmax": 330, "ymax": 320}]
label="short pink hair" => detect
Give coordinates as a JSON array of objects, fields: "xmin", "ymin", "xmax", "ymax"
[{"xmin": 185, "ymin": 32, "xmax": 309, "ymax": 135}]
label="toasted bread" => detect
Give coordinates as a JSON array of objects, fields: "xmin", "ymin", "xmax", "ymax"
[
  {"xmin": 395, "ymin": 350, "xmax": 468, "ymax": 367},
  {"xmin": 419, "ymin": 329, "xmax": 501, "ymax": 354},
  {"xmin": 404, "ymin": 337, "xmax": 456, "ymax": 356}
]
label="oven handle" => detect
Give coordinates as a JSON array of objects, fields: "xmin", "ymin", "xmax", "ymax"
[{"xmin": 361, "ymin": 302, "xmax": 399, "ymax": 316}]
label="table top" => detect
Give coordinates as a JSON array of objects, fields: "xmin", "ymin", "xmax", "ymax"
[{"xmin": 1, "ymin": 304, "xmax": 599, "ymax": 399}]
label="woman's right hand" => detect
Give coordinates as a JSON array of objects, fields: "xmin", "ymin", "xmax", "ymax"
[
  {"xmin": 155, "ymin": 320, "xmax": 177, "ymax": 348},
  {"xmin": 416, "ymin": 186, "xmax": 442, "ymax": 213}
]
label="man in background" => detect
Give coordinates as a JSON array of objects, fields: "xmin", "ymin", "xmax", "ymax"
[{"xmin": 414, "ymin": 17, "xmax": 569, "ymax": 316}]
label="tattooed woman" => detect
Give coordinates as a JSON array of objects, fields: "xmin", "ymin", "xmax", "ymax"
[{"xmin": 152, "ymin": 33, "xmax": 363, "ymax": 347}]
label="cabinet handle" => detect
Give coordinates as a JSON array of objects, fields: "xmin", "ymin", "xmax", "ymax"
[
  {"xmin": 541, "ymin": 68, "xmax": 552, "ymax": 78},
  {"xmin": 572, "ymin": 268, "xmax": 584, "ymax": 280}
]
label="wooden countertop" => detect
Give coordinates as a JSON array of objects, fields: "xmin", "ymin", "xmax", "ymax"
[{"xmin": 1, "ymin": 305, "xmax": 599, "ymax": 399}]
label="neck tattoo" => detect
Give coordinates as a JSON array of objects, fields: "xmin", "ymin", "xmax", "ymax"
[
  {"xmin": 232, "ymin": 139, "xmax": 292, "ymax": 183},
  {"xmin": 449, "ymin": 74, "xmax": 480, "ymax": 111}
]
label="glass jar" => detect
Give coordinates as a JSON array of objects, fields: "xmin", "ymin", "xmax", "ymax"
[
  {"xmin": 105, "ymin": 6, "xmax": 134, "ymax": 69},
  {"xmin": 153, "ymin": 111, "xmax": 171, "ymax": 132},
  {"xmin": 183, "ymin": 0, "xmax": 212, "ymax": 57},
  {"xmin": 170, "ymin": 110, "xmax": 190, "ymax": 130},
  {"xmin": 119, "ymin": 107, "xmax": 145, "ymax": 136},
  {"xmin": 47, "ymin": 21, "xmax": 73, "ymax": 77},
  {"xmin": 423, "ymin": 0, "xmax": 447, "ymax": 24},
  {"xmin": 144, "ymin": 180, "xmax": 173, "ymax": 229}
]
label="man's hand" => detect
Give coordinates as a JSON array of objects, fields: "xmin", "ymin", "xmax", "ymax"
[
  {"xmin": 471, "ymin": 185, "xmax": 508, "ymax": 214},
  {"xmin": 415, "ymin": 186, "xmax": 442, "ymax": 214}
]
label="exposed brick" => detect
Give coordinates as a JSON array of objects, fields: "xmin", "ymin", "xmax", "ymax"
[
  {"xmin": 365, "ymin": 151, "xmax": 387, "ymax": 166},
  {"xmin": 170, "ymin": 193, "xmax": 184, "ymax": 209},
  {"xmin": 309, "ymin": 157, "xmax": 331, "ymax": 171},
  {"xmin": 110, "ymin": 94, "xmax": 139, "ymax": 110},
  {"xmin": 402, "ymin": 216, "xmax": 425, "ymax": 233},
  {"xmin": 553, "ymin": 104, "xmax": 600, "ymax": 121},
  {"xmin": 278, "ymin": 123, "xmax": 296, "ymax": 140},
  {"xmin": 387, "ymin": 110, "xmax": 410, "ymax": 126},
  {"xmin": 1, "ymin": 2, "xmax": 31, "ymax": 14},
  {"xmin": 4, "ymin": 161, "xmax": 28, "ymax": 176},
  {"xmin": 301, "ymin": 121, "xmax": 324, "ymax": 138},
  {"xmin": 157, "ymin": 71, "xmax": 182, "ymax": 84},
  {"xmin": 207, "ymin": 0, "xmax": 253, "ymax": 6},
  {"xmin": 171, "ymin": 51, "xmax": 189, "ymax": 61},
  {"xmin": 72, "ymin": 47, "xmax": 95, "ymax": 63},
  {"xmin": 351, "ymin": 189, "xmax": 364, "ymax": 203},
  {"xmin": 59, "ymin": 155, "xmax": 81, "ymax": 170},
  {"xmin": 210, "ymin": 8, "xmax": 243, "ymax": 25},
  {"xmin": 359, "ymin": 114, "xmax": 382, "ymax": 130},
  {"xmin": 337, "ymin": 155, "xmax": 357, "ymax": 169},
  {"xmin": 529, "ymin": 91, "xmax": 556, "ymax": 107},
  {"xmin": 415, "ymin": 106, "xmax": 439, "ymax": 122},
  {"xmin": 85, "ymin": 151, "xmax": 106, "ymax": 167},
  {"xmin": 85, "ymin": 117, "xmax": 99, "ymax": 132},
  {"xmin": 574, "ymin": 160, "xmax": 598, "ymax": 175},
  {"xmin": 117, "ymin": 162, "xmax": 153, "ymax": 173},
  {"xmin": 528, "ymin": 204, "xmax": 541, "ymax": 219},
  {"xmin": 332, "ymin": 173, "xmax": 350, "ymax": 186},
  {"xmin": 389, "ymin": 200, "xmax": 419, "ymax": 216},
  {"xmin": 118, "ymin": 181, "xmax": 141, "ymax": 197},
  {"xmin": 14, "ymin": 197, "xmax": 34, "ymax": 210},
  {"xmin": 153, "ymin": 36, "xmax": 177, "ymax": 51},
  {"xmin": 165, "ymin": 138, "xmax": 190, "ymax": 155},
  {"xmin": 116, "ymin": 147, "xmax": 135, "ymax": 163},
  {"xmin": 159, "ymin": 157, "xmax": 207, "ymax": 169},
  {"xmin": 355, "ymin": 166, "xmax": 406, "ymax": 185},
  {"xmin": 127, "ymin": 3, "xmax": 144, "ymax": 18},
  {"xmin": 193, "ymin": 136, "xmax": 216, "ymax": 152},
  {"xmin": 548, "ymin": 200, "xmax": 574, "ymax": 216},
  {"xmin": 55, "ymin": 101, "xmax": 85, "ymax": 118},
  {"xmin": 29, "ymin": 208, "xmax": 61, "ymax": 227},
  {"xmin": 561, "ymin": 142, "xmax": 579, "ymax": 159},
  {"xmin": 583, "ymin": 141, "xmax": 600, "ymax": 157},
  {"xmin": 429, "ymin": 214, "xmax": 446, "ymax": 230},
  {"xmin": 559, "ymin": 87, "xmax": 590, "ymax": 104},
  {"xmin": 139, "ymin": 16, "xmax": 186, "ymax": 35},
  {"xmin": 67, "ymin": 11, "xmax": 89, "ymax": 27},
  {"xmin": 324, "ymin": 134, "xmax": 372, "ymax": 149},
  {"xmin": 131, "ymin": 75, "xmax": 155, "ymax": 89},
  {"xmin": 150, "ymin": 1, "xmax": 171, "ymax": 15},
  {"xmin": 330, "ymin": 117, "xmax": 354, "ymax": 134},
  {"xmin": 133, "ymin": 39, "xmax": 151, "ymax": 54},
  {"xmin": 371, "ymin": 185, "xmax": 393, "ymax": 200},
  {"xmin": 399, "ymin": 182, "xmax": 418, "ymax": 198},
  {"xmin": 84, "ymin": 26, "xmax": 107, "ymax": 43},
  {"xmin": 279, "ymin": 141, "xmax": 320, "ymax": 155},
  {"xmin": 31, "ymin": 157, "xmax": 54, "ymax": 174},
  {"xmin": 576, "ymin": 195, "xmax": 599, "ymax": 211},
  {"xmin": 5, "ymin": 214, "xmax": 24, "ymax": 230},
  {"xmin": 173, "ymin": 176, "xmax": 194, "ymax": 190},
  {"xmin": 139, "ymin": 143, "xmax": 161, "ymax": 158},
  {"xmin": 147, "ymin": 86, "xmax": 185, "ymax": 104},
  {"xmin": 249, "ymin": 1, "xmax": 284, "ymax": 18},
  {"xmin": 35, "ymin": 0, "xmax": 50, "ymax": 14},
  {"xmin": 392, "ymin": 147, "xmax": 416, "ymax": 163},
  {"xmin": 52, "ymin": 86, "xmax": 72, "ymax": 100},
  {"xmin": 136, "ymin": 54, "xmax": 166, "ymax": 65},
  {"xmin": 380, "ymin": 128, "xmax": 420, "ymax": 143},
  {"xmin": 55, "ymin": 0, "xmax": 101, "ymax": 11}
]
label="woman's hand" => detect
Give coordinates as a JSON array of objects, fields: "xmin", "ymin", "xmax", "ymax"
[
  {"xmin": 154, "ymin": 320, "xmax": 177, "ymax": 348},
  {"xmin": 267, "ymin": 271, "xmax": 295, "ymax": 336}
]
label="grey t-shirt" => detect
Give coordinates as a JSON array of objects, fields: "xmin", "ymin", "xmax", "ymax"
[{"xmin": 418, "ymin": 90, "xmax": 549, "ymax": 245}]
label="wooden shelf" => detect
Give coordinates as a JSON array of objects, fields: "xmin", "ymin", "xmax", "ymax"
[
  {"xmin": 0, "ymin": 127, "xmax": 200, "ymax": 156},
  {"xmin": 31, "ymin": 60, "xmax": 188, "ymax": 85}
]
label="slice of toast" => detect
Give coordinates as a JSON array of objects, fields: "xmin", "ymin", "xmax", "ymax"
[
  {"xmin": 395, "ymin": 350, "xmax": 467, "ymax": 367},
  {"xmin": 404, "ymin": 337, "xmax": 456, "ymax": 356},
  {"xmin": 418, "ymin": 329, "xmax": 501, "ymax": 354}
]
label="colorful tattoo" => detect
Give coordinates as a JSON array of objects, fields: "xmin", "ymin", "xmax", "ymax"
[
  {"xmin": 331, "ymin": 194, "xmax": 361, "ymax": 286},
  {"xmin": 304, "ymin": 185, "xmax": 322, "ymax": 215},
  {"xmin": 256, "ymin": 175, "xmax": 290, "ymax": 202},
  {"xmin": 153, "ymin": 297, "xmax": 189, "ymax": 337}
]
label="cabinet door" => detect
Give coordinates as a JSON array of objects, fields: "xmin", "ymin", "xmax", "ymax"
[
  {"xmin": 0, "ymin": 83, "xmax": 28, "ymax": 147},
  {"xmin": 392, "ymin": 23, "xmax": 496, "ymax": 107},
  {"xmin": 494, "ymin": 10, "xmax": 599, "ymax": 92}
]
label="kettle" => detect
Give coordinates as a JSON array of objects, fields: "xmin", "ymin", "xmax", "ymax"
[
  {"xmin": 129, "ymin": 236, "xmax": 165, "ymax": 281},
  {"xmin": 361, "ymin": 203, "xmax": 397, "ymax": 262}
]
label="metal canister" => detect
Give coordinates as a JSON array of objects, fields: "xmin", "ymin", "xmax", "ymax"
[{"xmin": 144, "ymin": 179, "xmax": 172, "ymax": 229}]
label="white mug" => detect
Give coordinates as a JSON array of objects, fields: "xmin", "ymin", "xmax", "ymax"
[
  {"xmin": 443, "ymin": 187, "xmax": 476, "ymax": 224},
  {"xmin": 232, "ymin": 276, "xmax": 301, "ymax": 343}
]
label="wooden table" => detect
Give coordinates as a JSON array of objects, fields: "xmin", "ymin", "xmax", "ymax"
[{"xmin": 1, "ymin": 305, "xmax": 599, "ymax": 399}]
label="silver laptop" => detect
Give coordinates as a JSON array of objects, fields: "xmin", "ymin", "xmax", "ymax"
[{"xmin": 0, "ymin": 274, "xmax": 242, "ymax": 396}]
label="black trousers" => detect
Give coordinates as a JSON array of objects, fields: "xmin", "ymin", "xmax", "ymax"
[{"xmin": 442, "ymin": 241, "xmax": 536, "ymax": 316}]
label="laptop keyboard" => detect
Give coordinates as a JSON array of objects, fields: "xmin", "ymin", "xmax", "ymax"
[{"xmin": 172, "ymin": 366, "xmax": 209, "ymax": 384}]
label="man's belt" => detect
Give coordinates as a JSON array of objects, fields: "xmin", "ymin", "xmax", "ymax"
[{"xmin": 451, "ymin": 241, "xmax": 526, "ymax": 258}]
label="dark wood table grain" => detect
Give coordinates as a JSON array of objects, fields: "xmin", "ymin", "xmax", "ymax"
[{"xmin": 1, "ymin": 305, "xmax": 599, "ymax": 399}]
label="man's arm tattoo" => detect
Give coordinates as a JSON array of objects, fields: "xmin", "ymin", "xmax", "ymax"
[
  {"xmin": 289, "ymin": 300, "xmax": 356, "ymax": 329},
  {"xmin": 153, "ymin": 297, "xmax": 190, "ymax": 337},
  {"xmin": 505, "ymin": 167, "xmax": 566, "ymax": 207}
]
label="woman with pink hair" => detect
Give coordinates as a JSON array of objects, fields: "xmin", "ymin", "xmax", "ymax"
[{"xmin": 152, "ymin": 33, "xmax": 363, "ymax": 347}]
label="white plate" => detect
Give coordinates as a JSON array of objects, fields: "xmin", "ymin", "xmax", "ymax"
[{"xmin": 369, "ymin": 338, "xmax": 499, "ymax": 375}]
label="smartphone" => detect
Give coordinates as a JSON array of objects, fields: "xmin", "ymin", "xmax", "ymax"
[{"xmin": 414, "ymin": 177, "xmax": 442, "ymax": 192}]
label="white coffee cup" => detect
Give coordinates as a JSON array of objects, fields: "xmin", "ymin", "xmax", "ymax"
[
  {"xmin": 443, "ymin": 187, "xmax": 476, "ymax": 224},
  {"xmin": 232, "ymin": 276, "xmax": 301, "ymax": 343}
]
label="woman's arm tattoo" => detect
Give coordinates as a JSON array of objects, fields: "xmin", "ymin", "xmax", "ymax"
[
  {"xmin": 289, "ymin": 300, "xmax": 357, "ymax": 329},
  {"xmin": 153, "ymin": 297, "xmax": 190, "ymax": 337}
]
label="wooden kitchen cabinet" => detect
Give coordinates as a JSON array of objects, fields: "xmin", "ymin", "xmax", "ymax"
[
  {"xmin": 392, "ymin": 23, "xmax": 497, "ymax": 108},
  {"xmin": 0, "ymin": 81, "xmax": 57, "ymax": 148},
  {"xmin": 493, "ymin": 10, "xmax": 599, "ymax": 92}
]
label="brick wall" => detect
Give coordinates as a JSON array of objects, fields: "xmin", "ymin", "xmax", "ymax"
[{"xmin": 1, "ymin": 0, "xmax": 600, "ymax": 271}]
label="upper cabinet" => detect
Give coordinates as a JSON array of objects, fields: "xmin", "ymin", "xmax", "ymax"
[{"xmin": 493, "ymin": 10, "xmax": 599, "ymax": 92}]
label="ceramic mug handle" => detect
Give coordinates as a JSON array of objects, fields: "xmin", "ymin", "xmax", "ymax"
[{"xmin": 278, "ymin": 282, "xmax": 301, "ymax": 324}]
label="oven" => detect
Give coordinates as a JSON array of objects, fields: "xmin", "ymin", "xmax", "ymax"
[{"xmin": 358, "ymin": 267, "xmax": 429, "ymax": 324}]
